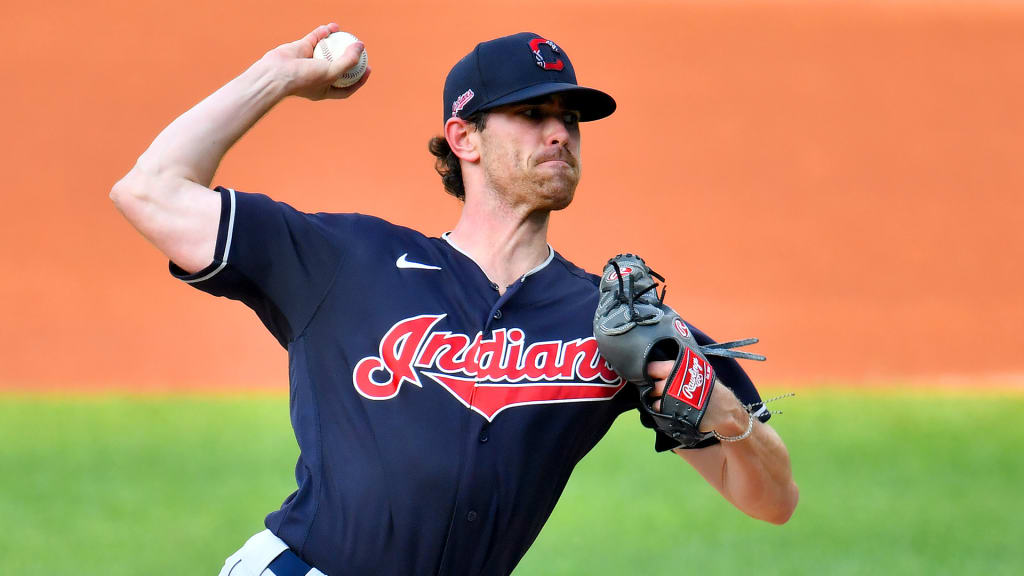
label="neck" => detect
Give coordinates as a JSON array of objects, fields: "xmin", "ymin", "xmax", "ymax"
[{"xmin": 448, "ymin": 195, "xmax": 552, "ymax": 292}]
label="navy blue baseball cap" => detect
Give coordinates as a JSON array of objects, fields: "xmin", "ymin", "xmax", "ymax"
[{"xmin": 443, "ymin": 32, "xmax": 616, "ymax": 124}]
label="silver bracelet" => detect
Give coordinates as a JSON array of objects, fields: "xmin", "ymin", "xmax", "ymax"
[{"xmin": 712, "ymin": 411, "xmax": 756, "ymax": 443}]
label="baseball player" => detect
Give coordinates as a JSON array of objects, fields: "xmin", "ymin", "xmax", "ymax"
[{"xmin": 111, "ymin": 24, "xmax": 797, "ymax": 576}]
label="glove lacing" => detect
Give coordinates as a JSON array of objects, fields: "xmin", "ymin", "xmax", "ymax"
[{"xmin": 610, "ymin": 259, "xmax": 666, "ymax": 324}]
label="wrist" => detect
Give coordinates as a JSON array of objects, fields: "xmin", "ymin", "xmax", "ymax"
[
  {"xmin": 711, "ymin": 403, "xmax": 750, "ymax": 437},
  {"xmin": 242, "ymin": 58, "xmax": 295, "ymax": 101},
  {"xmin": 698, "ymin": 383, "xmax": 747, "ymax": 435},
  {"xmin": 713, "ymin": 411, "xmax": 755, "ymax": 443}
]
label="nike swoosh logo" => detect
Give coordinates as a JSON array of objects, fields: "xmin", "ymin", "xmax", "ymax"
[{"xmin": 396, "ymin": 253, "xmax": 442, "ymax": 270}]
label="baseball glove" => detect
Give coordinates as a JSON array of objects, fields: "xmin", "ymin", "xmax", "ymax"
[{"xmin": 593, "ymin": 254, "xmax": 766, "ymax": 448}]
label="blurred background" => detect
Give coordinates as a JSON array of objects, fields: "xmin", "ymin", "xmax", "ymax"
[
  {"xmin": 2, "ymin": 0, "xmax": 1022, "ymax": 390},
  {"xmin": 2, "ymin": 1, "xmax": 1022, "ymax": 574}
]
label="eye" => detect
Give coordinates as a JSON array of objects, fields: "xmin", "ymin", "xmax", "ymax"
[
  {"xmin": 520, "ymin": 108, "xmax": 540, "ymax": 119},
  {"xmin": 562, "ymin": 112, "xmax": 580, "ymax": 126}
]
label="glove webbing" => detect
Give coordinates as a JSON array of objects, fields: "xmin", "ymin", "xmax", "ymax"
[
  {"xmin": 610, "ymin": 259, "xmax": 665, "ymax": 324},
  {"xmin": 611, "ymin": 259, "xmax": 765, "ymax": 361},
  {"xmin": 701, "ymin": 338, "xmax": 766, "ymax": 361}
]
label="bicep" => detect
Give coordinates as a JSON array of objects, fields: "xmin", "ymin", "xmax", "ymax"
[{"xmin": 111, "ymin": 171, "xmax": 221, "ymax": 274}]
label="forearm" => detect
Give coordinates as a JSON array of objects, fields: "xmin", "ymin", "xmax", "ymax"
[
  {"xmin": 132, "ymin": 60, "xmax": 290, "ymax": 186},
  {"xmin": 110, "ymin": 61, "xmax": 290, "ymax": 272},
  {"xmin": 677, "ymin": 385, "xmax": 799, "ymax": 524},
  {"xmin": 681, "ymin": 423, "xmax": 798, "ymax": 524},
  {"xmin": 110, "ymin": 24, "xmax": 362, "ymax": 273}
]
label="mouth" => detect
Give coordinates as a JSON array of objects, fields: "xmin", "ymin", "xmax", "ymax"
[
  {"xmin": 539, "ymin": 159, "xmax": 572, "ymax": 168},
  {"xmin": 534, "ymin": 152, "xmax": 577, "ymax": 169}
]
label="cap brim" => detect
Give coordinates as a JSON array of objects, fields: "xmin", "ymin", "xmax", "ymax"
[{"xmin": 481, "ymin": 82, "xmax": 616, "ymax": 122}]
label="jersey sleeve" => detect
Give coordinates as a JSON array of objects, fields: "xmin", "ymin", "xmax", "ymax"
[
  {"xmin": 169, "ymin": 187, "xmax": 345, "ymax": 347},
  {"xmin": 644, "ymin": 322, "xmax": 771, "ymax": 452}
]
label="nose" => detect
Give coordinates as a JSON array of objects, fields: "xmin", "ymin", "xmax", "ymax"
[{"xmin": 543, "ymin": 115, "xmax": 573, "ymax": 147}]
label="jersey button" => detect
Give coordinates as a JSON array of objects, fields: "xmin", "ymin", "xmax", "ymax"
[
  {"xmin": 466, "ymin": 510, "xmax": 478, "ymax": 522},
  {"xmin": 479, "ymin": 429, "xmax": 489, "ymax": 443},
  {"xmin": 492, "ymin": 309, "xmax": 502, "ymax": 320}
]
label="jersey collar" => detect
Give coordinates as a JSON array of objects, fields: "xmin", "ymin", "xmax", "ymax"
[{"xmin": 441, "ymin": 232, "xmax": 555, "ymax": 284}]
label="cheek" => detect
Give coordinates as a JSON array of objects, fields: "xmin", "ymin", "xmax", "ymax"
[{"xmin": 484, "ymin": 135, "xmax": 524, "ymax": 168}]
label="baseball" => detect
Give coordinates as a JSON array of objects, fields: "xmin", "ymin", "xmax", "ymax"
[{"xmin": 313, "ymin": 31, "xmax": 368, "ymax": 88}]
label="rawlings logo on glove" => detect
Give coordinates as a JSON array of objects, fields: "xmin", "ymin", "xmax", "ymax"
[
  {"xmin": 669, "ymin": 349, "xmax": 712, "ymax": 409},
  {"xmin": 593, "ymin": 254, "xmax": 766, "ymax": 448}
]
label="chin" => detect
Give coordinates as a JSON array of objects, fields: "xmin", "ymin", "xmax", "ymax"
[{"xmin": 539, "ymin": 186, "xmax": 576, "ymax": 211}]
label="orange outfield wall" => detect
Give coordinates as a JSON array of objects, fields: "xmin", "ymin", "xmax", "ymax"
[{"xmin": 1, "ymin": 1, "xmax": 1022, "ymax": 390}]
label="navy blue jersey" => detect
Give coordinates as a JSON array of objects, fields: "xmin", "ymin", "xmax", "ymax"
[{"xmin": 171, "ymin": 187, "xmax": 767, "ymax": 576}]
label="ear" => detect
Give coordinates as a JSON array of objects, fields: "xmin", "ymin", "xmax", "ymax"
[{"xmin": 444, "ymin": 117, "xmax": 481, "ymax": 163}]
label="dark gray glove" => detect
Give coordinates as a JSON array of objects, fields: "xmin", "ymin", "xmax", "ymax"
[{"xmin": 593, "ymin": 254, "xmax": 766, "ymax": 448}]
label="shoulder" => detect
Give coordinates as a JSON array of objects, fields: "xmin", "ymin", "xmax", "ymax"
[
  {"xmin": 542, "ymin": 252, "xmax": 603, "ymax": 303},
  {"xmin": 305, "ymin": 211, "xmax": 433, "ymax": 249},
  {"xmin": 226, "ymin": 188, "xmax": 425, "ymax": 242},
  {"xmin": 224, "ymin": 189, "xmax": 438, "ymax": 262},
  {"xmin": 550, "ymin": 251, "xmax": 601, "ymax": 290}
]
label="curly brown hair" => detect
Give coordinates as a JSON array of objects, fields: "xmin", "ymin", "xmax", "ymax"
[{"xmin": 427, "ymin": 113, "xmax": 489, "ymax": 201}]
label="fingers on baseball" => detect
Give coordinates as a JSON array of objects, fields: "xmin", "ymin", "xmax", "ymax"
[
  {"xmin": 327, "ymin": 41, "xmax": 365, "ymax": 75},
  {"xmin": 298, "ymin": 24, "xmax": 337, "ymax": 52},
  {"xmin": 324, "ymin": 67, "xmax": 372, "ymax": 99}
]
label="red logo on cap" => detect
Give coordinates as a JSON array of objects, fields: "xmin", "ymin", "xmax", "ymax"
[
  {"xmin": 452, "ymin": 89, "xmax": 475, "ymax": 118},
  {"xmin": 529, "ymin": 38, "xmax": 564, "ymax": 71}
]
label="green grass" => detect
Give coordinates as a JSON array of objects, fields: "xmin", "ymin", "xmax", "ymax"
[{"xmin": 1, "ymin": 389, "xmax": 1022, "ymax": 575}]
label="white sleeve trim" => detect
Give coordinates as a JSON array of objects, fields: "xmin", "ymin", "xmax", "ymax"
[{"xmin": 184, "ymin": 188, "xmax": 237, "ymax": 284}]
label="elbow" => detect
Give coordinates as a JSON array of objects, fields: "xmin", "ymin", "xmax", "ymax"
[
  {"xmin": 110, "ymin": 170, "xmax": 140, "ymax": 211},
  {"xmin": 763, "ymin": 480, "xmax": 800, "ymax": 525},
  {"xmin": 110, "ymin": 166, "xmax": 155, "ymax": 215},
  {"xmin": 109, "ymin": 178, "xmax": 130, "ymax": 211}
]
